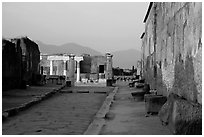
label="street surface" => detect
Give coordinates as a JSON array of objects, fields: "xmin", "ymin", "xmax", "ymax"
[
  {"xmin": 2, "ymin": 86, "xmax": 110, "ymax": 135},
  {"xmin": 2, "ymin": 81, "xmax": 171, "ymax": 135}
]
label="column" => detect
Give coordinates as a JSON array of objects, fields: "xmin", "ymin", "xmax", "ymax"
[
  {"xmin": 68, "ymin": 54, "xmax": 75, "ymax": 86},
  {"xmin": 105, "ymin": 53, "xmax": 113, "ymax": 79},
  {"xmin": 50, "ymin": 60, "xmax": 53, "ymax": 75},
  {"xmin": 63, "ymin": 60, "xmax": 67, "ymax": 76},
  {"xmin": 76, "ymin": 61, "xmax": 81, "ymax": 82},
  {"xmin": 75, "ymin": 56, "xmax": 83, "ymax": 83},
  {"xmin": 56, "ymin": 62, "xmax": 59, "ymax": 75}
]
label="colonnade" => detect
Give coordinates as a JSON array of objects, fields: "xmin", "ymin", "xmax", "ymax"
[
  {"xmin": 47, "ymin": 54, "xmax": 83, "ymax": 86},
  {"xmin": 46, "ymin": 53, "xmax": 113, "ymax": 87}
]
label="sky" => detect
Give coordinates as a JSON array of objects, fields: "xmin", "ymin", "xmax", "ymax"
[{"xmin": 2, "ymin": 2, "xmax": 149, "ymax": 53}]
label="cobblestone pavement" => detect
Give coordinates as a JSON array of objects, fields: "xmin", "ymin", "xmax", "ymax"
[
  {"xmin": 100, "ymin": 81, "xmax": 172, "ymax": 135},
  {"xmin": 2, "ymin": 86, "xmax": 112, "ymax": 135}
]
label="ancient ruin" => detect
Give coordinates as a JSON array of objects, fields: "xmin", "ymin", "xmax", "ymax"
[
  {"xmin": 40, "ymin": 53, "xmax": 114, "ymax": 86},
  {"xmin": 140, "ymin": 2, "xmax": 202, "ymax": 134},
  {"xmin": 2, "ymin": 37, "xmax": 40, "ymax": 90}
]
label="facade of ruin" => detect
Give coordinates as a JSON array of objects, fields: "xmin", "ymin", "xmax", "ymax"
[
  {"xmin": 2, "ymin": 37, "xmax": 40, "ymax": 90},
  {"xmin": 141, "ymin": 2, "xmax": 202, "ymax": 104},
  {"xmin": 141, "ymin": 2, "xmax": 202, "ymax": 134},
  {"xmin": 40, "ymin": 53, "xmax": 113, "ymax": 85}
]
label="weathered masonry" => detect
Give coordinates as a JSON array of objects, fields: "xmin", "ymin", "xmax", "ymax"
[
  {"xmin": 141, "ymin": 2, "xmax": 202, "ymax": 134},
  {"xmin": 40, "ymin": 53, "xmax": 113, "ymax": 85},
  {"xmin": 2, "ymin": 37, "xmax": 40, "ymax": 91}
]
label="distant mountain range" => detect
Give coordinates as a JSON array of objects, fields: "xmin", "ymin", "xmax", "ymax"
[
  {"xmin": 36, "ymin": 41, "xmax": 102, "ymax": 56},
  {"xmin": 37, "ymin": 41, "xmax": 141, "ymax": 69}
]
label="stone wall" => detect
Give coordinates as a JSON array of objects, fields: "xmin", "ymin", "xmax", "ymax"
[
  {"xmin": 141, "ymin": 2, "xmax": 202, "ymax": 104},
  {"xmin": 2, "ymin": 39, "xmax": 22, "ymax": 90},
  {"xmin": 91, "ymin": 55, "xmax": 106, "ymax": 74},
  {"xmin": 80, "ymin": 55, "xmax": 91, "ymax": 73},
  {"xmin": 22, "ymin": 37, "xmax": 40, "ymax": 84},
  {"xmin": 3, "ymin": 37, "xmax": 41, "ymax": 90}
]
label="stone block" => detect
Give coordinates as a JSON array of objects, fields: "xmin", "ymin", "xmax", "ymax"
[
  {"xmin": 136, "ymin": 83, "xmax": 144, "ymax": 88},
  {"xmin": 129, "ymin": 82, "xmax": 135, "ymax": 87},
  {"xmin": 158, "ymin": 93, "xmax": 202, "ymax": 135},
  {"xmin": 143, "ymin": 84, "xmax": 150, "ymax": 94},
  {"xmin": 66, "ymin": 80, "xmax": 71, "ymax": 87},
  {"xmin": 144, "ymin": 94, "xmax": 167, "ymax": 114},
  {"xmin": 106, "ymin": 79, "xmax": 112, "ymax": 86},
  {"xmin": 131, "ymin": 91, "xmax": 146, "ymax": 101}
]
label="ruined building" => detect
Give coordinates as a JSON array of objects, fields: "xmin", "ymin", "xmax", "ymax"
[
  {"xmin": 40, "ymin": 53, "xmax": 113, "ymax": 85},
  {"xmin": 141, "ymin": 2, "xmax": 202, "ymax": 134},
  {"xmin": 2, "ymin": 37, "xmax": 40, "ymax": 90}
]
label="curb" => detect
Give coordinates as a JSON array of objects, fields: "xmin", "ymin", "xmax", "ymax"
[
  {"xmin": 83, "ymin": 86, "xmax": 118, "ymax": 135},
  {"xmin": 2, "ymin": 84, "xmax": 66, "ymax": 122}
]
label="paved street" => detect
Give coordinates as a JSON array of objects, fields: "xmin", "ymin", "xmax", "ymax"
[
  {"xmin": 100, "ymin": 81, "xmax": 171, "ymax": 135},
  {"xmin": 2, "ymin": 81, "xmax": 171, "ymax": 135},
  {"xmin": 2, "ymin": 86, "xmax": 112, "ymax": 135}
]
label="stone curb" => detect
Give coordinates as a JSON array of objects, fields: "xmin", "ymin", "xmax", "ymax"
[
  {"xmin": 60, "ymin": 90, "xmax": 108, "ymax": 94},
  {"xmin": 2, "ymin": 84, "xmax": 66, "ymax": 122},
  {"xmin": 83, "ymin": 86, "xmax": 119, "ymax": 135}
]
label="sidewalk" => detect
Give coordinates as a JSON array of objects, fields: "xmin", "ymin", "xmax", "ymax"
[
  {"xmin": 99, "ymin": 81, "xmax": 171, "ymax": 135},
  {"xmin": 2, "ymin": 82, "xmax": 63, "ymax": 111}
]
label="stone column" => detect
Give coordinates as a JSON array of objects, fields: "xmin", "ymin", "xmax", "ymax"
[
  {"xmin": 75, "ymin": 56, "xmax": 83, "ymax": 83},
  {"xmin": 63, "ymin": 60, "xmax": 67, "ymax": 76},
  {"xmin": 105, "ymin": 53, "xmax": 113, "ymax": 79},
  {"xmin": 76, "ymin": 61, "xmax": 80, "ymax": 82},
  {"xmin": 50, "ymin": 60, "xmax": 53, "ymax": 75},
  {"xmin": 68, "ymin": 54, "xmax": 75, "ymax": 86},
  {"xmin": 56, "ymin": 61, "xmax": 59, "ymax": 75}
]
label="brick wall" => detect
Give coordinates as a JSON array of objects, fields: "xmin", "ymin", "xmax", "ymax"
[{"xmin": 142, "ymin": 2, "xmax": 202, "ymax": 104}]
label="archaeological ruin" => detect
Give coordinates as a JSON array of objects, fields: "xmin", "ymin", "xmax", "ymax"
[
  {"xmin": 2, "ymin": 37, "xmax": 40, "ymax": 90},
  {"xmin": 141, "ymin": 2, "xmax": 202, "ymax": 134},
  {"xmin": 40, "ymin": 53, "xmax": 114, "ymax": 86}
]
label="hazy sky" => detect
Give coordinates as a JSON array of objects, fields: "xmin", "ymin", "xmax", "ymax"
[{"xmin": 2, "ymin": 2, "xmax": 149, "ymax": 53}]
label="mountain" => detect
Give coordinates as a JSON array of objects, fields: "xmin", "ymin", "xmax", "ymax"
[
  {"xmin": 36, "ymin": 41, "xmax": 102, "ymax": 56},
  {"xmin": 112, "ymin": 49, "xmax": 141, "ymax": 69}
]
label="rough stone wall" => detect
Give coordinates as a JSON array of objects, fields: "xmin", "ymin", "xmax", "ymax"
[
  {"xmin": 9, "ymin": 37, "xmax": 40, "ymax": 85},
  {"xmin": 90, "ymin": 56, "xmax": 106, "ymax": 74},
  {"xmin": 23, "ymin": 37, "xmax": 40, "ymax": 84},
  {"xmin": 16, "ymin": 37, "xmax": 40, "ymax": 84},
  {"xmin": 90, "ymin": 56, "xmax": 106, "ymax": 80},
  {"xmin": 142, "ymin": 4, "xmax": 157, "ymax": 90},
  {"xmin": 142, "ymin": 2, "xmax": 202, "ymax": 104},
  {"xmin": 80, "ymin": 55, "xmax": 91, "ymax": 73},
  {"xmin": 2, "ymin": 39, "xmax": 22, "ymax": 90}
]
